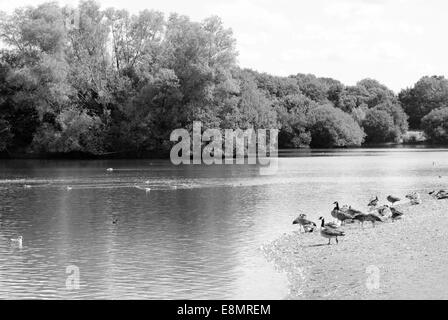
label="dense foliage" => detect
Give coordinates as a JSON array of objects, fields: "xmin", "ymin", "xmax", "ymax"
[
  {"xmin": 421, "ymin": 108, "xmax": 448, "ymax": 143},
  {"xmin": 1, "ymin": 1, "xmax": 444, "ymax": 156},
  {"xmin": 308, "ymin": 105, "xmax": 365, "ymax": 148},
  {"xmin": 399, "ymin": 76, "xmax": 448, "ymax": 129}
]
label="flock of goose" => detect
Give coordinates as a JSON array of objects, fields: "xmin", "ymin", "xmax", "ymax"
[{"xmin": 292, "ymin": 193, "xmax": 422, "ymax": 245}]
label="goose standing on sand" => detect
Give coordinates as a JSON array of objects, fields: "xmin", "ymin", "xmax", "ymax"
[
  {"xmin": 387, "ymin": 195, "xmax": 401, "ymax": 206},
  {"xmin": 368, "ymin": 196, "xmax": 379, "ymax": 208},
  {"xmin": 318, "ymin": 217, "xmax": 339, "ymax": 229},
  {"xmin": 293, "ymin": 214, "xmax": 317, "ymax": 233},
  {"xmin": 406, "ymin": 192, "xmax": 422, "ymax": 205},
  {"xmin": 353, "ymin": 213, "xmax": 383, "ymax": 228},
  {"xmin": 376, "ymin": 205, "xmax": 392, "ymax": 219},
  {"xmin": 429, "ymin": 190, "xmax": 448, "ymax": 200},
  {"xmin": 346, "ymin": 206, "xmax": 364, "ymax": 217},
  {"xmin": 331, "ymin": 202, "xmax": 353, "ymax": 225},
  {"xmin": 390, "ymin": 207, "xmax": 404, "ymax": 221},
  {"xmin": 319, "ymin": 218, "xmax": 345, "ymax": 245}
]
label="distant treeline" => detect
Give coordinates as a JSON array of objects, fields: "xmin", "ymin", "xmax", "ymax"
[{"xmin": 1, "ymin": 1, "xmax": 448, "ymax": 157}]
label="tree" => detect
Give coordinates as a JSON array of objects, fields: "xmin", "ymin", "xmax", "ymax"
[
  {"xmin": 0, "ymin": 118, "xmax": 13, "ymax": 151},
  {"xmin": 421, "ymin": 108, "xmax": 448, "ymax": 144},
  {"xmin": 362, "ymin": 109, "xmax": 396, "ymax": 143},
  {"xmin": 399, "ymin": 76, "xmax": 448, "ymax": 129},
  {"xmin": 292, "ymin": 73, "xmax": 329, "ymax": 103},
  {"xmin": 374, "ymin": 101, "xmax": 408, "ymax": 138},
  {"xmin": 308, "ymin": 105, "xmax": 365, "ymax": 148},
  {"xmin": 32, "ymin": 106, "xmax": 105, "ymax": 154}
]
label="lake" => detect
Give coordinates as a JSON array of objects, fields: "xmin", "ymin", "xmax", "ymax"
[{"xmin": 1, "ymin": 148, "xmax": 448, "ymax": 299}]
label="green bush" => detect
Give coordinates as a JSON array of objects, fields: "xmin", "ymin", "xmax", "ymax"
[
  {"xmin": 362, "ymin": 109, "xmax": 396, "ymax": 143},
  {"xmin": 421, "ymin": 108, "xmax": 448, "ymax": 144},
  {"xmin": 308, "ymin": 105, "xmax": 365, "ymax": 148}
]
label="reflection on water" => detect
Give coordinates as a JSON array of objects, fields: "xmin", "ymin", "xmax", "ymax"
[{"xmin": 0, "ymin": 148, "xmax": 448, "ymax": 299}]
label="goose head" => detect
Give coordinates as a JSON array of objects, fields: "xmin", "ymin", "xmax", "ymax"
[{"xmin": 318, "ymin": 216, "xmax": 326, "ymax": 227}]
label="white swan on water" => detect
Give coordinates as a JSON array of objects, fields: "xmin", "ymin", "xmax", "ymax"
[
  {"xmin": 11, "ymin": 236, "xmax": 23, "ymax": 246},
  {"xmin": 106, "ymin": 168, "xmax": 114, "ymax": 172}
]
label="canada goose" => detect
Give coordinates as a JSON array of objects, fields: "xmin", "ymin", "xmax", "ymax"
[
  {"xmin": 387, "ymin": 195, "xmax": 401, "ymax": 205},
  {"xmin": 331, "ymin": 202, "xmax": 354, "ymax": 225},
  {"xmin": 346, "ymin": 206, "xmax": 364, "ymax": 217},
  {"xmin": 376, "ymin": 205, "xmax": 392, "ymax": 219},
  {"xmin": 429, "ymin": 190, "xmax": 448, "ymax": 200},
  {"xmin": 390, "ymin": 207, "xmax": 404, "ymax": 221},
  {"xmin": 406, "ymin": 192, "xmax": 422, "ymax": 205},
  {"xmin": 353, "ymin": 213, "xmax": 383, "ymax": 227},
  {"xmin": 318, "ymin": 217, "xmax": 339, "ymax": 229},
  {"xmin": 368, "ymin": 196, "xmax": 379, "ymax": 208},
  {"xmin": 331, "ymin": 201, "xmax": 340, "ymax": 219},
  {"xmin": 319, "ymin": 218, "xmax": 345, "ymax": 245},
  {"xmin": 293, "ymin": 214, "xmax": 317, "ymax": 233},
  {"xmin": 11, "ymin": 236, "xmax": 23, "ymax": 246}
]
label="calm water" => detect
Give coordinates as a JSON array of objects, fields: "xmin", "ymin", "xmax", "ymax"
[{"xmin": 1, "ymin": 148, "xmax": 448, "ymax": 299}]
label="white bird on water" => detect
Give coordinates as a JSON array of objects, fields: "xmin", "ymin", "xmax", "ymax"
[
  {"xmin": 106, "ymin": 168, "xmax": 114, "ymax": 172},
  {"xmin": 135, "ymin": 185, "xmax": 151, "ymax": 193},
  {"xmin": 11, "ymin": 236, "xmax": 23, "ymax": 247},
  {"xmin": 66, "ymin": 186, "xmax": 73, "ymax": 191}
]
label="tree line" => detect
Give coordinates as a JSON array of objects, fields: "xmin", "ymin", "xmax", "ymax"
[{"xmin": 1, "ymin": 1, "xmax": 448, "ymax": 157}]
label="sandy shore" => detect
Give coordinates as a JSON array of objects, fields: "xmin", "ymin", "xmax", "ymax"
[{"xmin": 262, "ymin": 192, "xmax": 448, "ymax": 299}]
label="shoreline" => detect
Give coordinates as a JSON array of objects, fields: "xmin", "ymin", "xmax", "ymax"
[
  {"xmin": 1, "ymin": 143, "xmax": 448, "ymax": 161},
  {"xmin": 262, "ymin": 193, "xmax": 448, "ymax": 299}
]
